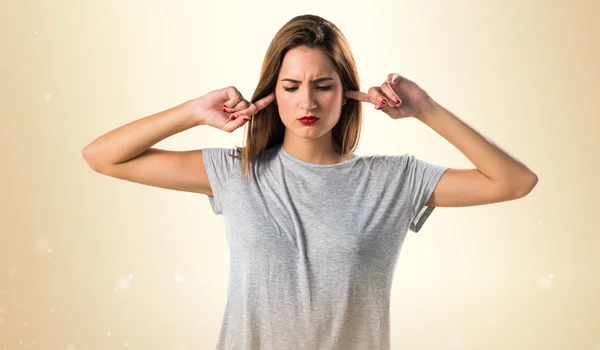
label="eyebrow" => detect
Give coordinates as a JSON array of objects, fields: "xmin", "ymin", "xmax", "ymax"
[{"xmin": 280, "ymin": 77, "xmax": 335, "ymax": 83}]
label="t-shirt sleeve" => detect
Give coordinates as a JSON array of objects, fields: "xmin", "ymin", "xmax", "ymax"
[
  {"xmin": 404, "ymin": 155, "xmax": 449, "ymax": 233},
  {"xmin": 201, "ymin": 147, "xmax": 239, "ymax": 215}
]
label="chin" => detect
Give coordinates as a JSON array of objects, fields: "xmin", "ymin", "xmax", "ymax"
[{"xmin": 293, "ymin": 126, "xmax": 334, "ymax": 139}]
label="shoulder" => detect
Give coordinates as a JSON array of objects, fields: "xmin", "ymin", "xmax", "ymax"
[
  {"xmin": 357, "ymin": 153, "xmax": 446, "ymax": 181},
  {"xmin": 201, "ymin": 147, "xmax": 243, "ymax": 164},
  {"xmin": 202, "ymin": 146, "xmax": 281, "ymax": 175},
  {"xmin": 202, "ymin": 147, "xmax": 241, "ymax": 157},
  {"xmin": 358, "ymin": 152, "xmax": 412, "ymax": 169}
]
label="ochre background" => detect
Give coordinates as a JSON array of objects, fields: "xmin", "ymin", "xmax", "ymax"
[{"xmin": 1, "ymin": 0, "xmax": 599, "ymax": 349}]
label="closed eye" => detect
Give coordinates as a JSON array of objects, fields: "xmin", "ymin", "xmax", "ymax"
[{"xmin": 283, "ymin": 86, "xmax": 333, "ymax": 92}]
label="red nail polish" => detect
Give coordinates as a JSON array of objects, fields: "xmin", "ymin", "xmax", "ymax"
[
  {"xmin": 382, "ymin": 99, "xmax": 387, "ymax": 105},
  {"xmin": 396, "ymin": 100, "xmax": 401, "ymax": 105},
  {"xmin": 243, "ymin": 117, "xmax": 249, "ymax": 121},
  {"xmin": 223, "ymin": 108, "xmax": 227, "ymax": 112},
  {"xmin": 230, "ymin": 115, "xmax": 236, "ymax": 120}
]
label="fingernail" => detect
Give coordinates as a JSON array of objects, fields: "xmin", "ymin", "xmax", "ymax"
[
  {"xmin": 382, "ymin": 99, "xmax": 387, "ymax": 105},
  {"xmin": 243, "ymin": 117, "xmax": 249, "ymax": 121},
  {"xmin": 396, "ymin": 100, "xmax": 401, "ymax": 105},
  {"xmin": 223, "ymin": 107, "xmax": 227, "ymax": 112},
  {"xmin": 230, "ymin": 115, "xmax": 236, "ymax": 120}
]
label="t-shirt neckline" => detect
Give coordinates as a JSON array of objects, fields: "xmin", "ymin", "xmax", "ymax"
[{"xmin": 277, "ymin": 144, "xmax": 361, "ymax": 168}]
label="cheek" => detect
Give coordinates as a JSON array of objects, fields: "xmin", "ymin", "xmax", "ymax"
[
  {"xmin": 276, "ymin": 101, "xmax": 294, "ymax": 122},
  {"xmin": 279, "ymin": 97, "xmax": 298, "ymax": 111},
  {"xmin": 321, "ymin": 94, "xmax": 341, "ymax": 110},
  {"xmin": 328, "ymin": 93, "xmax": 340, "ymax": 104}
]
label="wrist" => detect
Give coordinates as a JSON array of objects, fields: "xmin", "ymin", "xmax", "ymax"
[
  {"xmin": 186, "ymin": 98, "xmax": 206, "ymax": 126},
  {"xmin": 414, "ymin": 97, "xmax": 440, "ymax": 121}
]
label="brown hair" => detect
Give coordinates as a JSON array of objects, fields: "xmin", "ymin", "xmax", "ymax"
[{"xmin": 233, "ymin": 14, "xmax": 362, "ymax": 181}]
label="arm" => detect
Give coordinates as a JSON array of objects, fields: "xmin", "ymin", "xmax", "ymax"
[
  {"xmin": 82, "ymin": 100, "xmax": 199, "ymax": 168},
  {"xmin": 81, "ymin": 100, "xmax": 213, "ymax": 195},
  {"xmin": 344, "ymin": 73, "xmax": 537, "ymax": 208},
  {"xmin": 416, "ymin": 99, "xmax": 538, "ymax": 207},
  {"xmin": 81, "ymin": 86, "xmax": 268, "ymax": 195}
]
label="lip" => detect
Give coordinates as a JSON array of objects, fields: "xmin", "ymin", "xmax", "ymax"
[
  {"xmin": 298, "ymin": 116, "xmax": 320, "ymax": 120},
  {"xmin": 298, "ymin": 116, "xmax": 319, "ymax": 125}
]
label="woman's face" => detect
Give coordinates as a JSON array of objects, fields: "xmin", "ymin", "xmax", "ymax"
[{"xmin": 275, "ymin": 46, "xmax": 345, "ymax": 141}]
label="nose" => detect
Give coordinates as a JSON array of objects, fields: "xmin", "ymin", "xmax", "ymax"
[{"xmin": 301, "ymin": 88, "xmax": 317, "ymax": 110}]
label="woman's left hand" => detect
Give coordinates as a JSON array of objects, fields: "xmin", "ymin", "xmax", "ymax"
[{"xmin": 345, "ymin": 73, "xmax": 432, "ymax": 119}]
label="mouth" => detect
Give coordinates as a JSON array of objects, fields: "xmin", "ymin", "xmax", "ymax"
[{"xmin": 298, "ymin": 116, "xmax": 320, "ymax": 125}]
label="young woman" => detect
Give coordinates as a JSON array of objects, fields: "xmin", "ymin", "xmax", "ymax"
[{"xmin": 82, "ymin": 14, "xmax": 537, "ymax": 350}]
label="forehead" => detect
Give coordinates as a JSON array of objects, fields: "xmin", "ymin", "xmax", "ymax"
[{"xmin": 278, "ymin": 46, "xmax": 338, "ymax": 79}]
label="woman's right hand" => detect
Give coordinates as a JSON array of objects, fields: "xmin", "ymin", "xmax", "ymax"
[{"xmin": 192, "ymin": 86, "xmax": 275, "ymax": 133}]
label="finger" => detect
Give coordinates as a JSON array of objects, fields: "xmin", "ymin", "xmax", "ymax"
[
  {"xmin": 380, "ymin": 82, "xmax": 402, "ymax": 107},
  {"xmin": 345, "ymin": 90, "xmax": 371, "ymax": 103},
  {"xmin": 374, "ymin": 97, "xmax": 405, "ymax": 118},
  {"xmin": 223, "ymin": 120, "xmax": 250, "ymax": 133},
  {"xmin": 252, "ymin": 92, "xmax": 276, "ymax": 112},
  {"xmin": 236, "ymin": 92, "xmax": 276, "ymax": 118},
  {"xmin": 368, "ymin": 86, "xmax": 389, "ymax": 110},
  {"xmin": 224, "ymin": 99, "xmax": 250, "ymax": 113},
  {"xmin": 387, "ymin": 73, "xmax": 402, "ymax": 87},
  {"xmin": 223, "ymin": 113, "xmax": 251, "ymax": 132},
  {"xmin": 378, "ymin": 103, "xmax": 398, "ymax": 116},
  {"xmin": 223, "ymin": 86, "xmax": 245, "ymax": 109}
]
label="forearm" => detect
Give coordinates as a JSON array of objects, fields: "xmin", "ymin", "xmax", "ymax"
[
  {"xmin": 82, "ymin": 99, "xmax": 200, "ymax": 168},
  {"xmin": 415, "ymin": 98, "xmax": 537, "ymax": 189}
]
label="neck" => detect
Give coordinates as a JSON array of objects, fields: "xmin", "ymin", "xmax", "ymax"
[{"xmin": 282, "ymin": 132, "xmax": 345, "ymax": 165}]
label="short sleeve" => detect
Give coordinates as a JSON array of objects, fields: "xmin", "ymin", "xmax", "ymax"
[
  {"xmin": 201, "ymin": 147, "xmax": 239, "ymax": 215},
  {"xmin": 404, "ymin": 155, "xmax": 449, "ymax": 233}
]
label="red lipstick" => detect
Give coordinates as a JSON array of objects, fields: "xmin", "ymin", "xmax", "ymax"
[{"xmin": 298, "ymin": 116, "xmax": 320, "ymax": 125}]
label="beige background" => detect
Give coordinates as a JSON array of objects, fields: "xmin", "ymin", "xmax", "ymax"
[{"xmin": 1, "ymin": 0, "xmax": 599, "ymax": 349}]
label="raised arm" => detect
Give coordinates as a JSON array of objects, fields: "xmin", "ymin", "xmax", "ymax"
[{"xmin": 81, "ymin": 86, "xmax": 272, "ymax": 194}]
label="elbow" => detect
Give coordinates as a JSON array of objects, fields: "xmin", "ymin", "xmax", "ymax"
[
  {"xmin": 82, "ymin": 147, "xmax": 102, "ymax": 172},
  {"xmin": 513, "ymin": 172, "xmax": 538, "ymax": 198},
  {"xmin": 82, "ymin": 146, "xmax": 93, "ymax": 166}
]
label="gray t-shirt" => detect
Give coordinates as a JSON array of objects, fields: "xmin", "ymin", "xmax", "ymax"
[{"xmin": 202, "ymin": 144, "xmax": 448, "ymax": 350}]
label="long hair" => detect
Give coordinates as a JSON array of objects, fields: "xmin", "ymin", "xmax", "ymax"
[{"xmin": 233, "ymin": 14, "xmax": 362, "ymax": 181}]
